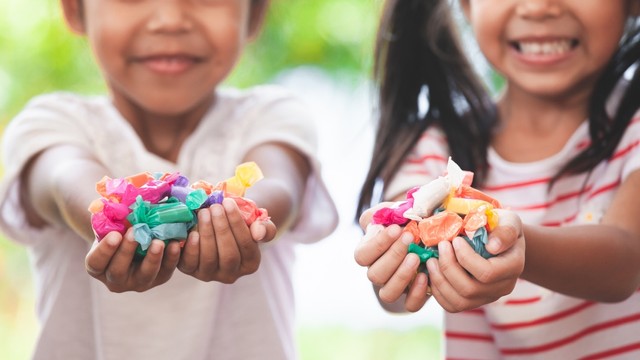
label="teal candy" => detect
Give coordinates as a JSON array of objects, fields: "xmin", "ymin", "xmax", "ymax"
[
  {"xmin": 185, "ymin": 189, "xmax": 208, "ymax": 210},
  {"xmin": 408, "ymin": 243, "xmax": 439, "ymax": 263},
  {"xmin": 462, "ymin": 227, "xmax": 493, "ymax": 259}
]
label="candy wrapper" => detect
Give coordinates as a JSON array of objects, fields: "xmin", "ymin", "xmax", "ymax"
[
  {"xmin": 88, "ymin": 162, "xmax": 269, "ymax": 257},
  {"xmin": 372, "ymin": 158, "xmax": 502, "ymax": 266}
]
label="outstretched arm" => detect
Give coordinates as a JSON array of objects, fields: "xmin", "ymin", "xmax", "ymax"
[
  {"xmin": 522, "ymin": 170, "xmax": 640, "ymax": 302},
  {"xmin": 177, "ymin": 142, "xmax": 310, "ymax": 282},
  {"xmin": 24, "ymin": 144, "xmax": 181, "ymax": 292}
]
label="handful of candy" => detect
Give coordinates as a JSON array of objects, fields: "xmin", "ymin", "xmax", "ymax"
[
  {"xmin": 372, "ymin": 158, "xmax": 502, "ymax": 264},
  {"xmin": 88, "ymin": 162, "xmax": 269, "ymax": 257}
]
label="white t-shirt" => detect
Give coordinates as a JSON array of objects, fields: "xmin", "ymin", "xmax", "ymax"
[
  {"xmin": 389, "ymin": 117, "xmax": 640, "ymax": 359},
  {"xmin": 0, "ymin": 86, "xmax": 338, "ymax": 360}
]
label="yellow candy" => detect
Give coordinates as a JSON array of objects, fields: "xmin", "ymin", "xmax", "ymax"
[
  {"xmin": 221, "ymin": 162, "xmax": 264, "ymax": 197},
  {"xmin": 445, "ymin": 197, "xmax": 492, "ymax": 215},
  {"xmin": 486, "ymin": 208, "xmax": 499, "ymax": 231}
]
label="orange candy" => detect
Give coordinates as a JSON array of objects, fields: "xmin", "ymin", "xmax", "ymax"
[{"xmin": 418, "ymin": 210, "xmax": 463, "ymax": 247}]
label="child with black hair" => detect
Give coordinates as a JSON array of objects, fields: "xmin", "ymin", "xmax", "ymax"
[
  {"xmin": 0, "ymin": 0, "xmax": 337, "ymax": 359},
  {"xmin": 355, "ymin": 0, "xmax": 640, "ymax": 358}
]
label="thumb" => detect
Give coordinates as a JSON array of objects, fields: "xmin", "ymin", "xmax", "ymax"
[{"xmin": 486, "ymin": 209, "xmax": 522, "ymax": 255}]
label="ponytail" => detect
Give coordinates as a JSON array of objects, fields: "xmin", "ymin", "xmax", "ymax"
[{"xmin": 357, "ymin": 0, "xmax": 496, "ymax": 217}]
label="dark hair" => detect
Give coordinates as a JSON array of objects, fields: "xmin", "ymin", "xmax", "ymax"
[
  {"xmin": 358, "ymin": 1, "xmax": 640, "ymax": 218},
  {"xmin": 357, "ymin": 0, "xmax": 497, "ymax": 216},
  {"xmin": 553, "ymin": 20, "xmax": 640, "ymax": 183}
]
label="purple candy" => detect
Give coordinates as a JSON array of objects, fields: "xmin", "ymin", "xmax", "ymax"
[{"xmin": 201, "ymin": 190, "xmax": 224, "ymax": 208}]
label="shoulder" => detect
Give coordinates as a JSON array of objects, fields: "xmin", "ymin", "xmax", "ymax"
[
  {"xmin": 217, "ymin": 85, "xmax": 310, "ymax": 118},
  {"xmin": 2, "ymin": 92, "xmax": 112, "ymax": 153},
  {"xmin": 20, "ymin": 91, "xmax": 106, "ymax": 113},
  {"xmin": 7, "ymin": 92, "xmax": 109, "ymax": 129}
]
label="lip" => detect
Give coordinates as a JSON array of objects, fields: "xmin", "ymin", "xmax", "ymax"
[
  {"xmin": 134, "ymin": 54, "xmax": 204, "ymax": 75},
  {"xmin": 508, "ymin": 37, "xmax": 578, "ymax": 67}
]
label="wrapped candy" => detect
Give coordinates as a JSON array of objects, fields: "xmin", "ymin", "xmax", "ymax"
[
  {"xmin": 372, "ymin": 158, "xmax": 502, "ymax": 265},
  {"xmin": 88, "ymin": 162, "xmax": 270, "ymax": 257}
]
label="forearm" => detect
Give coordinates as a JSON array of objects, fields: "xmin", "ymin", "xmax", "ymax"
[
  {"xmin": 245, "ymin": 178, "xmax": 298, "ymax": 231},
  {"xmin": 27, "ymin": 145, "xmax": 108, "ymax": 243},
  {"xmin": 522, "ymin": 224, "xmax": 640, "ymax": 302}
]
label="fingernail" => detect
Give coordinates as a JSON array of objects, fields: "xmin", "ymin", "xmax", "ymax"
[
  {"xmin": 487, "ymin": 237, "xmax": 501, "ymax": 253},
  {"xmin": 149, "ymin": 241, "xmax": 163, "ymax": 255},
  {"xmin": 400, "ymin": 232, "xmax": 414, "ymax": 245},
  {"xmin": 363, "ymin": 224, "xmax": 383, "ymax": 242},
  {"xmin": 402, "ymin": 254, "xmax": 419, "ymax": 269},
  {"xmin": 105, "ymin": 235, "xmax": 119, "ymax": 247},
  {"xmin": 211, "ymin": 204, "xmax": 223, "ymax": 216}
]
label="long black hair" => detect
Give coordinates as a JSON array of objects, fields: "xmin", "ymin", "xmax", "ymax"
[
  {"xmin": 357, "ymin": 0, "xmax": 497, "ymax": 216},
  {"xmin": 358, "ymin": 1, "xmax": 640, "ymax": 218},
  {"xmin": 553, "ymin": 19, "xmax": 640, "ymax": 183}
]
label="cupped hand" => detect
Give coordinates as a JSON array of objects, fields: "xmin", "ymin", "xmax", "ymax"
[
  {"xmin": 85, "ymin": 228, "xmax": 182, "ymax": 292},
  {"xmin": 427, "ymin": 208, "xmax": 525, "ymax": 312},
  {"xmin": 177, "ymin": 198, "xmax": 269, "ymax": 283},
  {"xmin": 355, "ymin": 205, "xmax": 432, "ymax": 312}
]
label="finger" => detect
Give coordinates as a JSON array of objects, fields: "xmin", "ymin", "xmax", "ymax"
[
  {"xmin": 211, "ymin": 203, "xmax": 241, "ymax": 274},
  {"xmin": 196, "ymin": 208, "xmax": 219, "ymax": 274},
  {"xmin": 105, "ymin": 228, "xmax": 139, "ymax": 284},
  {"xmin": 155, "ymin": 240, "xmax": 181, "ymax": 284},
  {"xmin": 405, "ymin": 272, "xmax": 430, "ymax": 312},
  {"xmin": 378, "ymin": 253, "xmax": 420, "ymax": 303},
  {"xmin": 222, "ymin": 198, "xmax": 260, "ymax": 274},
  {"xmin": 358, "ymin": 202, "xmax": 393, "ymax": 229},
  {"xmin": 354, "ymin": 224, "xmax": 402, "ymax": 267},
  {"xmin": 426, "ymin": 258, "xmax": 459, "ymax": 312},
  {"xmin": 366, "ymin": 232, "xmax": 414, "ymax": 286},
  {"xmin": 450, "ymin": 236, "xmax": 497, "ymax": 285},
  {"xmin": 178, "ymin": 231, "xmax": 200, "ymax": 274},
  {"xmin": 486, "ymin": 209, "xmax": 522, "ymax": 254},
  {"xmin": 133, "ymin": 240, "xmax": 165, "ymax": 288},
  {"xmin": 85, "ymin": 232, "xmax": 122, "ymax": 278},
  {"xmin": 251, "ymin": 220, "xmax": 277, "ymax": 243}
]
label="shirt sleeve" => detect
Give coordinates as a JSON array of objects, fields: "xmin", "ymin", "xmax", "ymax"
[
  {"xmin": 233, "ymin": 86, "xmax": 338, "ymax": 244},
  {"xmin": 384, "ymin": 126, "xmax": 451, "ymax": 201},
  {"xmin": 0, "ymin": 93, "xmax": 93, "ymax": 244}
]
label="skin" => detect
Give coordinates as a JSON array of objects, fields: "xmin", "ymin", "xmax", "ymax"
[
  {"xmin": 461, "ymin": 0, "xmax": 640, "ymax": 302},
  {"xmin": 20, "ymin": 0, "xmax": 312, "ymax": 293},
  {"xmin": 355, "ymin": 0, "xmax": 640, "ymax": 313},
  {"xmin": 355, "ymin": 204, "xmax": 525, "ymax": 313}
]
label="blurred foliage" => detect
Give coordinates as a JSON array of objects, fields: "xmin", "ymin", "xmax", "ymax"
[
  {"xmin": 298, "ymin": 326, "xmax": 441, "ymax": 360},
  {"xmin": 0, "ymin": 0, "xmax": 380, "ymax": 125},
  {"xmin": 0, "ymin": 0, "xmax": 406, "ymax": 359}
]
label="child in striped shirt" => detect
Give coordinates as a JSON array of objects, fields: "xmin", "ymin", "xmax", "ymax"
[{"xmin": 355, "ymin": 0, "xmax": 640, "ymax": 358}]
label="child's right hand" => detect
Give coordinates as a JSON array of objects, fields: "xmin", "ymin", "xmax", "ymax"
[
  {"xmin": 355, "ymin": 205, "xmax": 525, "ymax": 313},
  {"xmin": 85, "ymin": 228, "xmax": 182, "ymax": 292},
  {"xmin": 176, "ymin": 198, "xmax": 277, "ymax": 283}
]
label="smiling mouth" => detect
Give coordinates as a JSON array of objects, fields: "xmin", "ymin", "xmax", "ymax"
[
  {"xmin": 138, "ymin": 55, "xmax": 202, "ymax": 74},
  {"xmin": 511, "ymin": 39, "xmax": 579, "ymax": 55}
]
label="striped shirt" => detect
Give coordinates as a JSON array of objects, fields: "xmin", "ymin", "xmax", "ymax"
[{"xmin": 386, "ymin": 116, "xmax": 640, "ymax": 359}]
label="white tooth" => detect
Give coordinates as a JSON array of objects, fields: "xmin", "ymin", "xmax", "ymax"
[{"xmin": 519, "ymin": 40, "xmax": 572, "ymax": 55}]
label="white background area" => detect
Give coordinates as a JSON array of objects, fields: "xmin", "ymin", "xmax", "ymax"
[{"xmin": 276, "ymin": 68, "xmax": 444, "ymax": 331}]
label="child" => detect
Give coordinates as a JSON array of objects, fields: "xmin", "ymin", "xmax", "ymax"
[
  {"xmin": 355, "ymin": 0, "xmax": 640, "ymax": 359},
  {"xmin": 0, "ymin": 0, "xmax": 338, "ymax": 359}
]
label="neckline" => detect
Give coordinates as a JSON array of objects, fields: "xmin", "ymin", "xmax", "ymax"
[{"xmin": 488, "ymin": 120, "xmax": 589, "ymax": 174}]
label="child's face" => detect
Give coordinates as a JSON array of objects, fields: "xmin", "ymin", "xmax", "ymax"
[
  {"xmin": 62, "ymin": 0, "xmax": 264, "ymax": 116},
  {"xmin": 460, "ymin": 0, "xmax": 638, "ymax": 99}
]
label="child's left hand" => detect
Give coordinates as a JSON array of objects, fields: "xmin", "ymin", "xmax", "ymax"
[
  {"xmin": 177, "ymin": 198, "xmax": 276, "ymax": 283},
  {"xmin": 426, "ymin": 208, "xmax": 525, "ymax": 312}
]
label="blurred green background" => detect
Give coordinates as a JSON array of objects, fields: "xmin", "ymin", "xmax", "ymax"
[{"xmin": 0, "ymin": 0, "xmax": 442, "ymax": 359}]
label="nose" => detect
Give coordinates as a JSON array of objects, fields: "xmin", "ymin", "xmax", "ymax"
[
  {"xmin": 516, "ymin": 0, "xmax": 563, "ymax": 19},
  {"xmin": 147, "ymin": 0, "xmax": 193, "ymax": 33}
]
